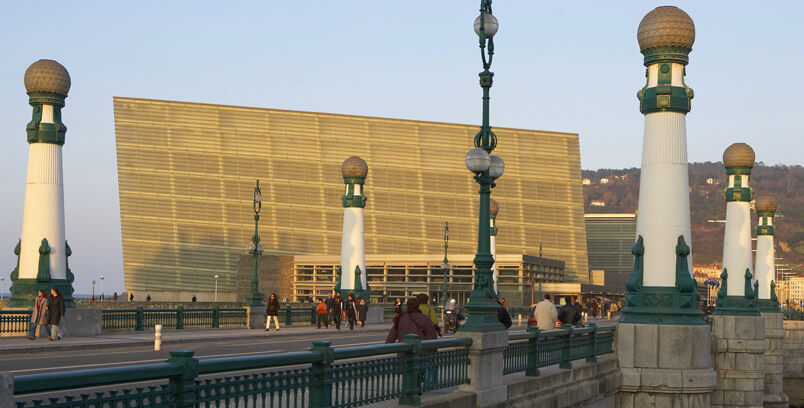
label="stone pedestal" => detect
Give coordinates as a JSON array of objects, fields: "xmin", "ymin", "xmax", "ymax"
[
  {"xmin": 61, "ymin": 308, "xmax": 102, "ymax": 336},
  {"xmin": 711, "ymin": 315, "xmax": 767, "ymax": 408},
  {"xmin": 366, "ymin": 306, "xmax": 384, "ymax": 324},
  {"xmin": 458, "ymin": 330, "xmax": 508, "ymax": 407},
  {"xmin": 246, "ymin": 305, "xmax": 266, "ymax": 329},
  {"xmin": 761, "ymin": 312, "xmax": 788, "ymax": 408},
  {"xmin": 0, "ymin": 371, "xmax": 13, "ymax": 408},
  {"xmin": 616, "ymin": 323, "xmax": 717, "ymax": 408}
]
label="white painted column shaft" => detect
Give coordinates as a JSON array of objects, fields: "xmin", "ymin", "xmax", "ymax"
[
  {"xmin": 635, "ymin": 111, "xmax": 692, "ymax": 286},
  {"xmin": 722, "ymin": 202, "xmax": 753, "ymax": 296},
  {"xmin": 18, "ymin": 105, "xmax": 66, "ymax": 280},
  {"xmin": 340, "ymin": 207, "xmax": 366, "ymax": 292},
  {"xmin": 755, "ymin": 235, "xmax": 774, "ymax": 300}
]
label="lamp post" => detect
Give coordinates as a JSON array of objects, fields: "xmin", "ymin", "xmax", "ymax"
[
  {"xmin": 246, "ymin": 179, "xmax": 264, "ymax": 307},
  {"xmin": 536, "ymin": 244, "xmax": 544, "ymax": 302},
  {"xmin": 462, "ymin": 0, "xmax": 505, "ymax": 332},
  {"xmin": 440, "ymin": 222, "xmax": 451, "ymax": 307},
  {"xmin": 214, "ymin": 274, "xmax": 219, "ymax": 302},
  {"xmin": 0, "ymin": 276, "xmax": 4, "ymax": 302},
  {"xmin": 100, "ymin": 275, "xmax": 104, "ymax": 301},
  {"xmin": 91, "ymin": 280, "xmax": 96, "ymax": 302}
]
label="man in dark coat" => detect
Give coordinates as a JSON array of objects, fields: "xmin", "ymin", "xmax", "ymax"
[
  {"xmin": 357, "ymin": 298, "xmax": 368, "ymax": 327},
  {"xmin": 48, "ymin": 287, "xmax": 65, "ymax": 341},
  {"xmin": 324, "ymin": 293, "xmax": 334, "ymax": 328},
  {"xmin": 557, "ymin": 296, "xmax": 582, "ymax": 326},
  {"xmin": 345, "ymin": 293, "xmax": 358, "ymax": 330},
  {"xmin": 332, "ymin": 292, "xmax": 344, "ymax": 330}
]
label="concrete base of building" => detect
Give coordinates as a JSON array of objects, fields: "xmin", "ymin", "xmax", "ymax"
[
  {"xmin": 762, "ymin": 312, "xmax": 789, "ymax": 408},
  {"xmin": 459, "ymin": 330, "xmax": 509, "ymax": 407},
  {"xmin": 712, "ymin": 314, "xmax": 767, "ymax": 408},
  {"xmin": 616, "ymin": 322, "xmax": 716, "ymax": 408},
  {"xmin": 245, "ymin": 305, "xmax": 266, "ymax": 329}
]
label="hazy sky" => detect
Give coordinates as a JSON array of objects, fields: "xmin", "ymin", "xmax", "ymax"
[{"xmin": 0, "ymin": 1, "xmax": 802, "ymax": 295}]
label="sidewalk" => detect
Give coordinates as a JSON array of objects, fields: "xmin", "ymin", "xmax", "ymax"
[{"xmin": 0, "ymin": 323, "xmax": 394, "ymax": 355}]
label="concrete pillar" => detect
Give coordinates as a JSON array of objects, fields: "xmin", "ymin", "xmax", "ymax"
[
  {"xmin": 459, "ymin": 331, "xmax": 508, "ymax": 407},
  {"xmin": 762, "ymin": 312, "xmax": 789, "ymax": 408},
  {"xmin": 711, "ymin": 315, "xmax": 767, "ymax": 408},
  {"xmin": 246, "ymin": 305, "xmax": 266, "ymax": 329},
  {"xmin": 0, "ymin": 372, "xmax": 13, "ymax": 408}
]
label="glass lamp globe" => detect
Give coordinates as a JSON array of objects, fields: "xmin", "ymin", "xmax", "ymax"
[
  {"xmin": 474, "ymin": 12, "xmax": 498, "ymax": 38},
  {"xmin": 488, "ymin": 155, "xmax": 505, "ymax": 179},
  {"xmin": 257, "ymin": 243, "xmax": 265, "ymax": 253},
  {"xmin": 466, "ymin": 148, "xmax": 491, "ymax": 173},
  {"xmin": 246, "ymin": 242, "xmax": 256, "ymax": 252}
]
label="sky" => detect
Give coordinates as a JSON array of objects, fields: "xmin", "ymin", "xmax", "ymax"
[{"xmin": 0, "ymin": 1, "xmax": 802, "ymax": 295}]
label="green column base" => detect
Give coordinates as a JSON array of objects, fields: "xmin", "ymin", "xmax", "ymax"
[
  {"xmin": 7, "ymin": 277, "xmax": 75, "ymax": 308},
  {"xmin": 757, "ymin": 298, "xmax": 780, "ymax": 313},
  {"xmin": 620, "ymin": 286, "xmax": 705, "ymax": 325},
  {"xmin": 714, "ymin": 295, "xmax": 760, "ymax": 316},
  {"xmin": 460, "ymin": 296, "xmax": 505, "ymax": 332}
]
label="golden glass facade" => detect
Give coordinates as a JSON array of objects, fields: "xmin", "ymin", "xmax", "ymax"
[{"xmin": 113, "ymin": 97, "xmax": 588, "ymax": 297}]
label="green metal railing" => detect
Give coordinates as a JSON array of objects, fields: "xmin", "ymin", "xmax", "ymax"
[
  {"xmin": 503, "ymin": 323, "xmax": 615, "ymax": 375},
  {"xmin": 13, "ymin": 335, "xmax": 472, "ymax": 408},
  {"xmin": 784, "ymin": 310, "xmax": 804, "ymax": 320},
  {"xmin": 0, "ymin": 310, "xmax": 32, "ymax": 335},
  {"xmin": 102, "ymin": 307, "xmax": 247, "ymax": 332}
]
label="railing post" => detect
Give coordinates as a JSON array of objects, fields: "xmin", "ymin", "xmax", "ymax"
[
  {"xmin": 309, "ymin": 340, "xmax": 334, "ymax": 408},
  {"xmin": 526, "ymin": 326, "xmax": 540, "ymax": 377},
  {"xmin": 586, "ymin": 323, "xmax": 597, "ymax": 363},
  {"xmin": 212, "ymin": 306, "xmax": 220, "ymax": 328},
  {"xmin": 167, "ymin": 350, "xmax": 199, "ymax": 408},
  {"xmin": 559, "ymin": 323, "xmax": 573, "ymax": 369},
  {"xmin": 285, "ymin": 306, "xmax": 293, "ymax": 327},
  {"xmin": 176, "ymin": 306, "xmax": 184, "ymax": 330},
  {"xmin": 400, "ymin": 334, "xmax": 421, "ymax": 406},
  {"xmin": 135, "ymin": 307, "xmax": 144, "ymax": 331}
]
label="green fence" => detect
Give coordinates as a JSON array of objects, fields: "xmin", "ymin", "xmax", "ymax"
[
  {"xmin": 784, "ymin": 310, "xmax": 804, "ymax": 320},
  {"xmin": 503, "ymin": 323, "xmax": 615, "ymax": 375},
  {"xmin": 13, "ymin": 335, "xmax": 471, "ymax": 408},
  {"xmin": 102, "ymin": 307, "xmax": 247, "ymax": 332},
  {"xmin": 0, "ymin": 310, "xmax": 32, "ymax": 336}
]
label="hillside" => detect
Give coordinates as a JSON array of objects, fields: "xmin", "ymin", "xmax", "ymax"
[{"xmin": 582, "ymin": 163, "xmax": 804, "ymax": 270}]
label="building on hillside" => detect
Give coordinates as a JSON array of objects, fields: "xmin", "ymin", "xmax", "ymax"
[
  {"xmin": 113, "ymin": 97, "xmax": 588, "ymax": 302},
  {"xmin": 599, "ymin": 178, "xmax": 610, "ymax": 184},
  {"xmin": 776, "ymin": 276, "xmax": 804, "ymax": 308},
  {"xmin": 582, "ymin": 178, "xmax": 591, "ymax": 185},
  {"xmin": 590, "ymin": 201, "xmax": 606, "ymax": 207},
  {"xmin": 584, "ymin": 213, "xmax": 637, "ymax": 294}
]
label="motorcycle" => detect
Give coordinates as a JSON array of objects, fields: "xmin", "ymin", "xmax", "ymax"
[{"xmin": 444, "ymin": 309, "xmax": 461, "ymax": 334}]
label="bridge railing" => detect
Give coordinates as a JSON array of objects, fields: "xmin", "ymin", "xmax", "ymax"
[
  {"xmin": 0, "ymin": 310, "xmax": 32, "ymax": 336},
  {"xmin": 102, "ymin": 307, "xmax": 247, "ymax": 332},
  {"xmin": 13, "ymin": 335, "xmax": 471, "ymax": 408},
  {"xmin": 784, "ymin": 310, "xmax": 804, "ymax": 320},
  {"xmin": 503, "ymin": 323, "xmax": 615, "ymax": 376}
]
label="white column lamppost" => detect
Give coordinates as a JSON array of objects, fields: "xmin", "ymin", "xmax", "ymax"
[
  {"xmin": 214, "ymin": 274, "xmax": 220, "ymax": 302},
  {"xmin": 100, "ymin": 275, "xmax": 104, "ymax": 301}
]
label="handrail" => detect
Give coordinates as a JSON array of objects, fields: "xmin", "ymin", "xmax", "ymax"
[
  {"xmin": 198, "ymin": 351, "xmax": 322, "ymax": 374},
  {"xmin": 13, "ymin": 362, "xmax": 181, "ymax": 395}
]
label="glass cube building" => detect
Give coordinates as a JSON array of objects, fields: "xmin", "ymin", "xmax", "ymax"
[{"xmin": 113, "ymin": 97, "xmax": 588, "ymax": 301}]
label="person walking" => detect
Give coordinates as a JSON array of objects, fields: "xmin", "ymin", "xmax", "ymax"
[
  {"xmin": 47, "ymin": 287, "xmax": 65, "ymax": 341},
  {"xmin": 265, "ymin": 293, "xmax": 280, "ymax": 331},
  {"xmin": 393, "ymin": 298, "xmax": 403, "ymax": 315},
  {"xmin": 345, "ymin": 293, "xmax": 358, "ymax": 330},
  {"xmin": 558, "ymin": 296, "xmax": 582, "ymax": 327},
  {"xmin": 28, "ymin": 290, "xmax": 48, "ymax": 340},
  {"xmin": 534, "ymin": 294, "xmax": 558, "ymax": 330},
  {"xmin": 332, "ymin": 292, "xmax": 344, "ymax": 330},
  {"xmin": 357, "ymin": 298, "xmax": 368, "ymax": 327},
  {"xmin": 385, "ymin": 298, "xmax": 438, "ymax": 343},
  {"xmin": 129, "ymin": 293, "xmax": 134, "ymax": 302},
  {"xmin": 416, "ymin": 293, "xmax": 442, "ymax": 336},
  {"xmin": 324, "ymin": 293, "xmax": 334, "ymax": 328},
  {"xmin": 316, "ymin": 298, "xmax": 328, "ymax": 329},
  {"xmin": 113, "ymin": 292, "xmax": 118, "ymax": 302},
  {"xmin": 146, "ymin": 294, "xmax": 151, "ymax": 303}
]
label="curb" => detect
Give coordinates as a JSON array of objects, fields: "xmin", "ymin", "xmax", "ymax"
[{"xmin": 0, "ymin": 325, "xmax": 392, "ymax": 355}]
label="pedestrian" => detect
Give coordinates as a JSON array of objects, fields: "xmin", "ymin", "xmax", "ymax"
[
  {"xmin": 48, "ymin": 287, "xmax": 65, "ymax": 341},
  {"xmin": 316, "ymin": 298, "xmax": 328, "ymax": 329},
  {"xmin": 393, "ymin": 297, "xmax": 403, "ymax": 315},
  {"xmin": 129, "ymin": 293, "xmax": 134, "ymax": 302},
  {"xmin": 28, "ymin": 290, "xmax": 49, "ymax": 340},
  {"xmin": 332, "ymin": 292, "xmax": 344, "ymax": 330},
  {"xmin": 325, "ymin": 293, "xmax": 334, "ymax": 328},
  {"xmin": 113, "ymin": 292, "xmax": 118, "ymax": 302},
  {"xmin": 500, "ymin": 298, "xmax": 507, "ymax": 309},
  {"xmin": 385, "ymin": 298, "xmax": 438, "ymax": 343},
  {"xmin": 357, "ymin": 298, "xmax": 368, "ymax": 327},
  {"xmin": 416, "ymin": 294, "xmax": 441, "ymax": 336},
  {"xmin": 191, "ymin": 295, "xmax": 197, "ymax": 303},
  {"xmin": 497, "ymin": 299, "xmax": 512, "ymax": 329},
  {"xmin": 558, "ymin": 296, "xmax": 582, "ymax": 327},
  {"xmin": 146, "ymin": 294, "xmax": 151, "ymax": 303},
  {"xmin": 265, "ymin": 293, "xmax": 280, "ymax": 331},
  {"xmin": 534, "ymin": 294, "xmax": 558, "ymax": 330},
  {"xmin": 345, "ymin": 293, "xmax": 358, "ymax": 330}
]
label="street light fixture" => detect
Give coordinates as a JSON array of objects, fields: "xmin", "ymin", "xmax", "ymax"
[
  {"xmin": 440, "ymin": 222, "xmax": 451, "ymax": 308},
  {"xmin": 100, "ymin": 275, "xmax": 104, "ymax": 302},
  {"xmin": 462, "ymin": 0, "xmax": 506, "ymax": 333},
  {"xmin": 0, "ymin": 276, "xmax": 5, "ymax": 302},
  {"xmin": 91, "ymin": 280, "xmax": 96, "ymax": 302},
  {"xmin": 246, "ymin": 179, "xmax": 264, "ymax": 307},
  {"xmin": 214, "ymin": 274, "xmax": 220, "ymax": 302}
]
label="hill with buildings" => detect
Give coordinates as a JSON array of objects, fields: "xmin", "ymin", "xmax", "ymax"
[{"xmin": 582, "ymin": 163, "xmax": 804, "ymax": 273}]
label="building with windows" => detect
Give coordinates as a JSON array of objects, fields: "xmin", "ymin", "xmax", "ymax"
[
  {"xmin": 584, "ymin": 213, "xmax": 637, "ymax": 294},
  {"xmin": 114, "ymin": 97, "xmax": 588, "ymax": 302}
]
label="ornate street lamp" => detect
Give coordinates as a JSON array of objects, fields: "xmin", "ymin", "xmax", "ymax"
[
  {"xmin": 214, "ymin": 274, "xmax": 220, "ymax": 302},
  {"xmin": 245, "ymin": 180, "xmax": 264, "ymax": 307},
  {"xmin": 100, "ymin": 275, "xmax": 104, "ymax": 302},
  {"xmin": 91, "ymin": 279, "xmax": 96, "ymax": 302},
  {"xmin": 462, "ymin": 0, "xmax": 505, "ymax": 332},
  {"xmin": 440, "ymin": 222, "xmax": 451, "ymax": 307},
  {"xmin": 1, "ymin": 276, "xmax": 5, "ymax": 302}
]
